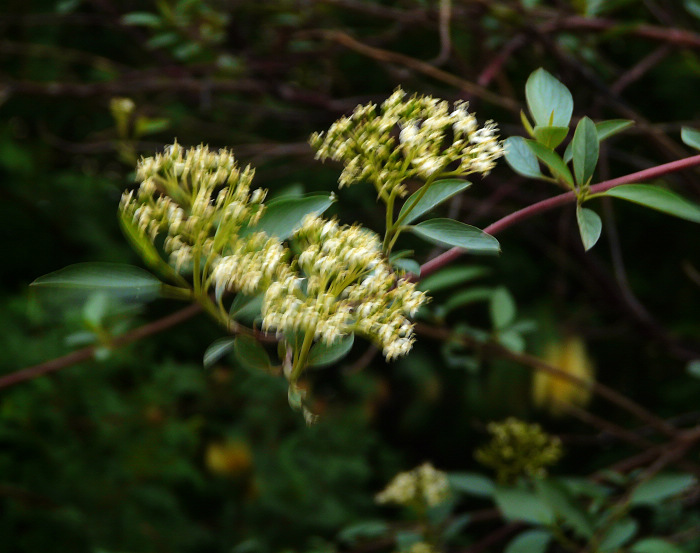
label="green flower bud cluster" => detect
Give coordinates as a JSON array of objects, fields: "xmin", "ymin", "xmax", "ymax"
[
  {"xmin": 375, "ymin": 462, "xmax": 451, "ymax": 508},
  {"xmin": 309, "ymin": 87, "xmax": 504, "ymax": 201},
  {"xmin": 262, "ymin": 215, "xmax": 428, "ymax": 361},
  {"xmin": 475, "ymin": 418, "xmax": 563, "ymax": 484}
]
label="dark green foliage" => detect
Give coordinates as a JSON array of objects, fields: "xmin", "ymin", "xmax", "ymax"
[{"xmin": 2, "ymin": 1, "xmax": 700, "ymax": 552}]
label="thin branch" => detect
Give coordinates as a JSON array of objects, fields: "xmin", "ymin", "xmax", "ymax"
[
  {"xmin": 420, "ymin": 154, "xmax": 700, "ymax": 277},
  {"xmin": 0, "ymin": 303, "xmax": 202, "ymax": 390},
  {"xmin": 312, "ymin": 30, "xmax": 520, "ymax": 111},
  {"xmin": 414, "ymin": 323, "xmax": 680, "ymax": 439}
]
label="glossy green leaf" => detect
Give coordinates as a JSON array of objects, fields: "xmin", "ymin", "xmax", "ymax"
[
  {"xmin": 576, "ymin": 206, "xmax": 602, "ymax": 251},
  {"xmin": 600, "ymin": 518, "xmax": 638, "ymax": 552},
  {"xmin": 572, "ymin": 116, "xmax": 599, "ymax": 185},
  {"xmin": 83, "ymin": 292, "xmax": 110, "ymax": 327},
  {"xmin": 494, "ymin": 486, "xmax": 555, "ymax": 525},
  {"xmin": 392, "ymin": 257, "xmax": 421, "ymax": 276},
  {"xmin": 525, "ymin": 68, "xmax": 574, "ymax": 127},
  {"xmin": 490, "ymin": 287, "xmax": 516, "ymax": 330},
  {"xmin": 564, "ymin": 119, "xmax": 634, "ymax": 163},
  {"xmin": 398, "ymin": 179, "xmax": 472, "ymax": 224},
  {"xmin": 449, "ymin": 472, "xmax": 495, "ymax": 497},
  {"xmin": 229, "ymin": 293, "xmax": 264, "ymax": 324},
  {"xmin": 504, "ymin": 530, "xmax": 552, "ymax": 553},
  {"xmin": 504, "ymin": 136, "xmax": 544, "ymax": 179},
  {"xmin": 308, "ymin": 334, "xmax": 354, "ymax": 368},
  {"xmin": 631, "ymin": 538, "xmax": 688, "ymax": 553},
  {"xmin": 247, "ymin": 193, "xmax": 335, "ymax": 240},
  {"xmin": 233, "ymin": 335, "xmax": 272, "ymax": 371},
  {"xmin": 418, "ymin": 266, "xmax": 490, "ymax": 293},
  {"xmin": 338, "ymin": 521, "xmax": 389, "ymax": 544},
  {"xmin": 203, "ymin": 337, "xmax": 236, "ymax": 368},
  {"xmin": 629, "ymin": 473, "xmax": 696, "ymax": 506},
  {"xmin": 410, "ymin": 219, "xmax": 500, "ymax": 255},
  {"xmin": 498, "ymin": 330, "xmax": 526, "ymax": 353},
  {"xmin": 533, "ymin": 125, "xmax": 569, "ymax": 149},
  {"xmin": 596, "ymin": 119, "xmax": 634, "ymax": 141},
  {"xmin": 604, "ymin": 184, "xmax": 700, "ymax": 223},
  {"xmin": 31, "ymin": 263, "xmax": 162, "ymax": 302},
  {"xmin": 526, "ymin": 140, "xmax": 575, "ymax": 186},
  {"xmin": 681, "ymin": 127, "xmax": 700, "ymax": 151},
  {"xmin": 121, "ymin": 12, "xmax": 162, "ymax": 27},
  {"xmin": 535, "ymin": 479, "xmax": 594, "ymax": 538}
]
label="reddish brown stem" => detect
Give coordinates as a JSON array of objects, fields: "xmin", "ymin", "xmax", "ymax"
[{"xmin": 420, "ymin": 154, "xmax": 700, "ymax": 277}]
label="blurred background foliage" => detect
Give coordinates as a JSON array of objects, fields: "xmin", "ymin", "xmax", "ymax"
[{"xmin": 1, "ymin": 0, "xmax": 699, "ymax": 551}]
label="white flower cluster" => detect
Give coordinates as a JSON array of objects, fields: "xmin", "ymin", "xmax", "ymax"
[
  {"xmin": 261, "ymin": 215, "xmax": 427, "ymax": 360},
  {"xmin": 375, "ymin": 462, "xmax": 451, "ymax": 507},
  {"xmin": 210, "ymin": 232, "xmax": 287, "ymax": 297},
  {"xmin": 119, "ymin": 142, "xmax": 271, "ymax": 291},
  {"xmin": 310, "ymin": 87, "xmax": 503, "ymax": 199}
]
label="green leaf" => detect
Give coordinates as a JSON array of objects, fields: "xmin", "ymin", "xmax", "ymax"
[
  {"xmin": 631, "ymin": 538, "xmax": 688, "ymax": 553},
  {"xmin": 229, "ymin": 294, "xmax": 263, "ymax": 325},
  {"xmin": 572, "ymin": 116, "xmax": 599, "ymax": 186},
  {"xmin": 629, "ymin": 473, "xmax": 696, "ymax": 506},
  {"xmin": 83, "ymin": 292, "xmax": 110, "ymax": 327},
  {"xmin": 438, "ymin": 287, "xmax": 494, "ymax": 318},
  {"xmin": 134, "ymin": 117, "xmax": 170, "ymax": 136},
  {"xmin": 410, "ymin": 219, "xmax": 500, "ymax": 255},
  {"xmin": 338, "ymin": 521, "xmax": 389, "ymax": 544},
  {"xmin": 448, "ymin": 473, "xmax": 495, "ymax": 497},
  {"xmin": 31, "ymin": 263, "xmax": 162, "ymax": 302},
  {"xmin": 390, "ymin": 252, "xmax": 421, "ymax": 276},
  {"xmin": 203, "ymin": 337, "xmax": 236, "ymax": 368},
  {"xmin": 525, "ymin": 140, "xmax": 575, "ymax": 186},
  {"xmin": 564, "ymin": 119, "xmax": 634, "ymax": 163},
  {"xmin": 504, "ymin": 136, "xmax": 544, "ymax": 179},
  {"xmin": 603, "ymin": 184, "xmax": 700, "ymax": 223},
  {"xmin": 121, "ymin": 12, "xmax": 162, "ymax": 27},
  {"xmin": 687, "ymin": 359, "xmax": 700, "ymax": 378},
  {"xmin": 533, "ymin": 125, "xmax": 569, "ymax": 149},
  {"xmin": 681, "ymin": 127, "xmax": 700, "ymax": 150},
  {"xmin": 443, "ymin": 513, "xmax": 471, "ymax": 542},
  {"xmin": 233, "ymin": 335, "xmax": 272, "ymax": 372},
  {"xmin": 498, "ymin": 330, "xmax": 526, "ymax": 353},
  {"xmin": 490, "ymin": 287, "xmax": 516, "ymax": 330},
  {"xmin": 535, "ymin": 479, "xmax": 595, "ymax": 538},
  {"xmin": 525, "ymin": 68, "xmax": 574, "ymax": 127},
  {"xmin": 504, "ymin": 530, "xmax": 552, "ymax": 553},
  {"xmin": 418, "ymin": 266, "xmax": 490, "ymax": 293},
  {"xmin": 600, "ymin": 518, "xmax": 638, "ymax": 552},
  {"xmin": 494, "ymin": 486, "xmax": 555, "ymax": 525},
  {"xmin": 308, "ymin": 334, "xmax": 354, "ymax": 368},
  {"xmin": 247, "ymin": 193, "xmax": 335, "ymax": 240},
  {"xmin": 398, "ymin": 179, "xmax": 472, "ymax": 224},
  {"xmin": 596, "ymin": 119, "xmax": 634, "ymax": 141},
  {"xmin": 576, "ymin": 206, "xmax": 602, "ymax": 251}
]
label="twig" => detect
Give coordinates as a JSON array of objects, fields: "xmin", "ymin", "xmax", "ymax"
[
  {"xmin": 0, "ymin": 303, "xmax": 202, "ymax": 390},
  {"xmin": 313, "ymin": 30, "xmax": 520, "ymax": 111},
  {"xmin": 414, "ymin": 323, "xmax": 680, "ymax": 439},
  {"xmin": 420, "ymin": 154, "xmax": 700, "ymax": 277}
]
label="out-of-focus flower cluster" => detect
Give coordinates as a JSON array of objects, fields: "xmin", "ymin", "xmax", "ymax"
[
  {"xmin": 119, "ymin": 142, "xmax": 282, "ymax": 296},
  {"xmin": 261, "ymin": 215, "xmax": 428, "ymax": 361},
  {"xmin": 310, "ymin": 87, "xmax": 503, "ymax": 200},
  {"xmin": 375, "ymin": 462, "xmax": 451, "ymax": 508},
  {"xmin": 475, "ymin": 418, "xmax": 563, "ymax": 484}
]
